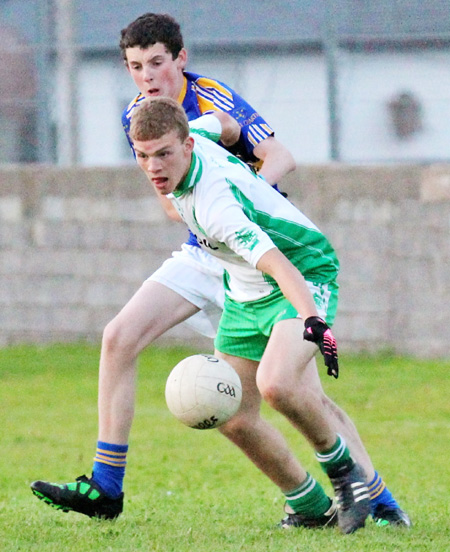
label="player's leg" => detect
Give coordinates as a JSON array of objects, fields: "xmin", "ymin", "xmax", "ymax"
[
  {"xmin": 296, "ymin": 354, "xmax": 375, "ymax": 478},
  {"xmin": 257, "ymin": 318, "xmax": 370, "ymax": 533},
  {"xmin": 297, "ymin": 356, "xmax": 410, "ymax": 526},
  {"xmin": 30, "ymin": 280, "xmax": 201, "ymax": 519},
  {"xmin": 216, "ymin": 353, "xmax": 307, "ymax": 490},
  {"xmin": 306, "ymin": 359, "xmax": 411, "ymax": 526},
  {"xmin": 92, "ymin": 244, "xmax": 225, "ymax": 498},
  {"xmin": 215, "ymin": 351, "xmax": 337, "ymax": 529},
  {"xmin": 30, "ymin": 246, "xmax": 225, "ymax": 518},
  {"xmin": 94, "ymin": 247, "xmax": 224, "ymax": 490},
  {"xmin": 259, "ymin": 318, "xmax": 410, "ymax": 527},
  {"xmin": 98, "ymin": 279, "xmax": 202, "ymax": 445}
]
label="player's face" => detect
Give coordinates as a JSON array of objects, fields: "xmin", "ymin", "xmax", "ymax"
[
  {"xmin": 133, "ymin": 131, "xmax": 194, "ymax": 195},
  {"xmin": 125, "ymin": 43, "xmax": 187, "ymax": 100}
]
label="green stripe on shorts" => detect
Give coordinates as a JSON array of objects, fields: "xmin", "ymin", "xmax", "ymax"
[{"xmin": 215, "ymin": 281, "xmax": 338, "ymax": 361}]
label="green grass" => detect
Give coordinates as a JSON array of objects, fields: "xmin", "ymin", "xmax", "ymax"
[{"xmin": 0, "ymin": 344, "xmax": 449, "ymax": 551}]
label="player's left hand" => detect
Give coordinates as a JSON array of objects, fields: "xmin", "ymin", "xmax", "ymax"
[{"xmin": 303, "ymin": 316, "xmax": 339, "ymax": 378}]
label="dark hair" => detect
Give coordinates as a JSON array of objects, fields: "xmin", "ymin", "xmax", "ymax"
[
  {"xmin": 119, "ymin": 13, "xmax": 184, "ymax": 62},
  {"xmin": 130, "ymin": 97, "xmax": 190, "ymax": 143}
]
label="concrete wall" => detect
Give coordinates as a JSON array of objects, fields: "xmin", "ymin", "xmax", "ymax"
[{"xmin": 1, "ymin": 163, "xmax": 449, "ymax": 357}]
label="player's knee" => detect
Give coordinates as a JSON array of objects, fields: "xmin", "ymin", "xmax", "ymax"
[
  {"xmin": 102, "ymin": 316, "xmax": 138, "ymax": 358},
  {"xmin": 257, "ymin": 378, "xmax": 288, "ymax": 410},
  {"xmin": 257, "ymin": 374, "xmax": 314, "ymax": 414},
  {"xmin": 219, "ymin": 411, "xmax": 256, "ymax": 443}
]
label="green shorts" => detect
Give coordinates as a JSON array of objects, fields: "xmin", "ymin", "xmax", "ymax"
[{"xmin": 214, "ymin": 280, "xmax": 339, "ymax": 362}]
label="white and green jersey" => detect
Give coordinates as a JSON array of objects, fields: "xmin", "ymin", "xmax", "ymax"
[{"xmin": 169, "ymin": 124, "xmax": 339, "ymax": 303}]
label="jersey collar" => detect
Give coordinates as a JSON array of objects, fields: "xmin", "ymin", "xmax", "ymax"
[
  {"xmin": 173, "ymin": 150, "xmax": 203, "ymax": 197},
  {"xmin": 177, "ymin": 74, "xmax": 188, "ymax": 105}
]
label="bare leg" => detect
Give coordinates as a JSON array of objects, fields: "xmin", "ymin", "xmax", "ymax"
[
  {"xmin": 298, "ymin": 357, "xmax": 375, "ymax": 481},
  {"xmin": 259, "ymin": 318, "xmax": 375, "ymax": 480},
  {"xmin": 98, "ymin": 280, "xmax": 201, "ymax": 444},
  {"xmin": 256, "ymin": 319, "xmax": 337, "ymax": 452},
  {"xmin": 215, "ymin": 352, "xmax": 308, "ymax": 492}
]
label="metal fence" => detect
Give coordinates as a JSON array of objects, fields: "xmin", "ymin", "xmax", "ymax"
[{"xmin": 1, "ymin": 0, "xmax": 450, "ymax": 166}]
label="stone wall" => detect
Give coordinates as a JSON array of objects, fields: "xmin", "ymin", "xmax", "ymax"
[{"xmin": 1, "ymin": 163, "xmax": 449, "ymax": 357}]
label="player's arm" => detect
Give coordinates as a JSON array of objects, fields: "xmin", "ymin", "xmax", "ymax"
[
  {"xmin": 253, "ymin": 136, "xmax": 296, "ymax": 186},
  {"xmin": 256, "ymin": 248, "xmax": 339, "ymax": 378},
  {"xmin": 210, "ymin": 111, "xmax": 241, "ymax": 146},
  {"xmin": 214, "ymin": 86, "xmax": 295, "ymax": 184},
  {"xmin": 193, "ymin": 78, "xmax": 295, "ymax": 184},
  {"xmin": 201, "ymin": 184, "xmax": 338, "ymax": 376},
  {"xmin": 189, "ymin": 112, "xmax": 241, "ymax": 146},
  {"xmin": 256, "ymin": 248, "xmax": 318, "ymax": 320}
]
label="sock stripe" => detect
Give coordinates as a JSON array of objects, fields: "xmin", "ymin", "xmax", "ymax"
[
  {"xmin": 285, "ymin": 475, "xmax": 316, "ymax": 500},
  {"xmin": 96, "ymin": 448, "xmax": 127, "ymax": 457},
  {"xmin": 368, "ymin": 473, "xmax": 381, "ymax": 490},
  {"xmin": 370, "ymin": 482, "xmax": 386, "ymax": 499},
  {"xmin": 92, "ymin": 441, "xmax": 128, "ymax": 498},
  {"xmin": 368, "ymin": 473, "xmax": 382, "ymax": 491},
  {"xmin": 94, "ymin": 457, "xmax": 127, "ymax": 468},
  {"xmin": 366, "ymin": 471, "xmax": 400, "ymax": 512},
  {"xmin": 94, "ymin": 447, "xmax": 127, "ymax": 468},
  {"xmin": 368, "ymin": 473, "xmax": 386, "ymax": 499},
  {"xmin": 316, "ymin": 434, "xmax": 346, "ymax": 463}
]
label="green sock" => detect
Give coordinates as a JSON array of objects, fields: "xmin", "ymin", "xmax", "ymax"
[
  {"xmin": 284, "ymin": 473, "xmax": 332, "ymax": 518},
  {"xmin": 315, "ymin": 433, "xmax": 352, "ymax": 474}
]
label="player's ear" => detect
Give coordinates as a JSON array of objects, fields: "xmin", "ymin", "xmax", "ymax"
[
  {"xmin": 177, "ymin": 48, "xmax": 188, "ymax": 70},
  {"xmin": 123, "ymin": 51, "xmax": 132, "ymax": 73},
  {"xmin": 184, "ymin": 136, "xmax": 195, "ymax": 154}
]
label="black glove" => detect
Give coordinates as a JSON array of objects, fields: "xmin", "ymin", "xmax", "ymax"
[{"xmin": 303, "ymin": 316, "xmax": 339, "ymax": 379}]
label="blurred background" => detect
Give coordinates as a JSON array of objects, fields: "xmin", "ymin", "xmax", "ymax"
[
  {"xmin": 1, "ymin": 1, "xmax": 449, "ymax": 355},
  {"xmin": 2, "ymin": 0, "xmax": 450, "ymax": 167}
]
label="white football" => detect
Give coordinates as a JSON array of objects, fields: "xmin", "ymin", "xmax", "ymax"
[{"xmin": 165, "ymin": 354, "xmax": 242, "ymax": 430}]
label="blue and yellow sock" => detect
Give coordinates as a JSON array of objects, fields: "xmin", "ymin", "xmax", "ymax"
[
  {"xmin": 368, "ymin": 471, "xmax": 399, "ymax": 514},
  {"xmin": 92, "ymin": 441, "xmax": 128, "ymax": 498},
  {"xmin": 284, "ymin": 473, "xmax": 332, "ymax": 518}
]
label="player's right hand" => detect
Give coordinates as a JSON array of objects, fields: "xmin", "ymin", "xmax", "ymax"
[{"xmin": 303, "ymin": 316, "xmax": 339, "ymax": 379}]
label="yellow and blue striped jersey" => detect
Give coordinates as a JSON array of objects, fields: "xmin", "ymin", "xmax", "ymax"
[
  {"xmin": 122, "ymin": 71, "xmax": 275, "ymax": 247},
  {"xmin": 122, "ymin": 71, "xmax": 274, "ymax": 166}
]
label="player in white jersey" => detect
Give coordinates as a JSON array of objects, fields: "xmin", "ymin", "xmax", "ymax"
[
  {"xmin": 30, "ymin": 15, "xmax": 410, "ymax": 530},
  {"xmin": 127, "ymin": 97, "xmax": 374, "ymax": 533},
  {"xmin": 169, "ymin": 135, "xmax": 340, "ymax": 307}
]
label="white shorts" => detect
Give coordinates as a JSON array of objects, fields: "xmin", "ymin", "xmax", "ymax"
[{"xmin": 147, "ymin": 244, "xmax": 225, "ymax": 338}]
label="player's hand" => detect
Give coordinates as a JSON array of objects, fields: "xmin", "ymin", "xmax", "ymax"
[{"xmin": 303, "ymin": 316, "xmax": 339, "ymax": 378}]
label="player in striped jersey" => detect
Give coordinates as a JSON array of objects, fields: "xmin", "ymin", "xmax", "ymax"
[{"xmin": 123, "ymin": 72, "xmax": 275, "ymax": 169}]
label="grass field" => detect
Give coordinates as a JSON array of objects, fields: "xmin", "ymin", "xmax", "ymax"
[{"xmin": 0, "ymin": 343, "xmax": 449, "ymax": 551}]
